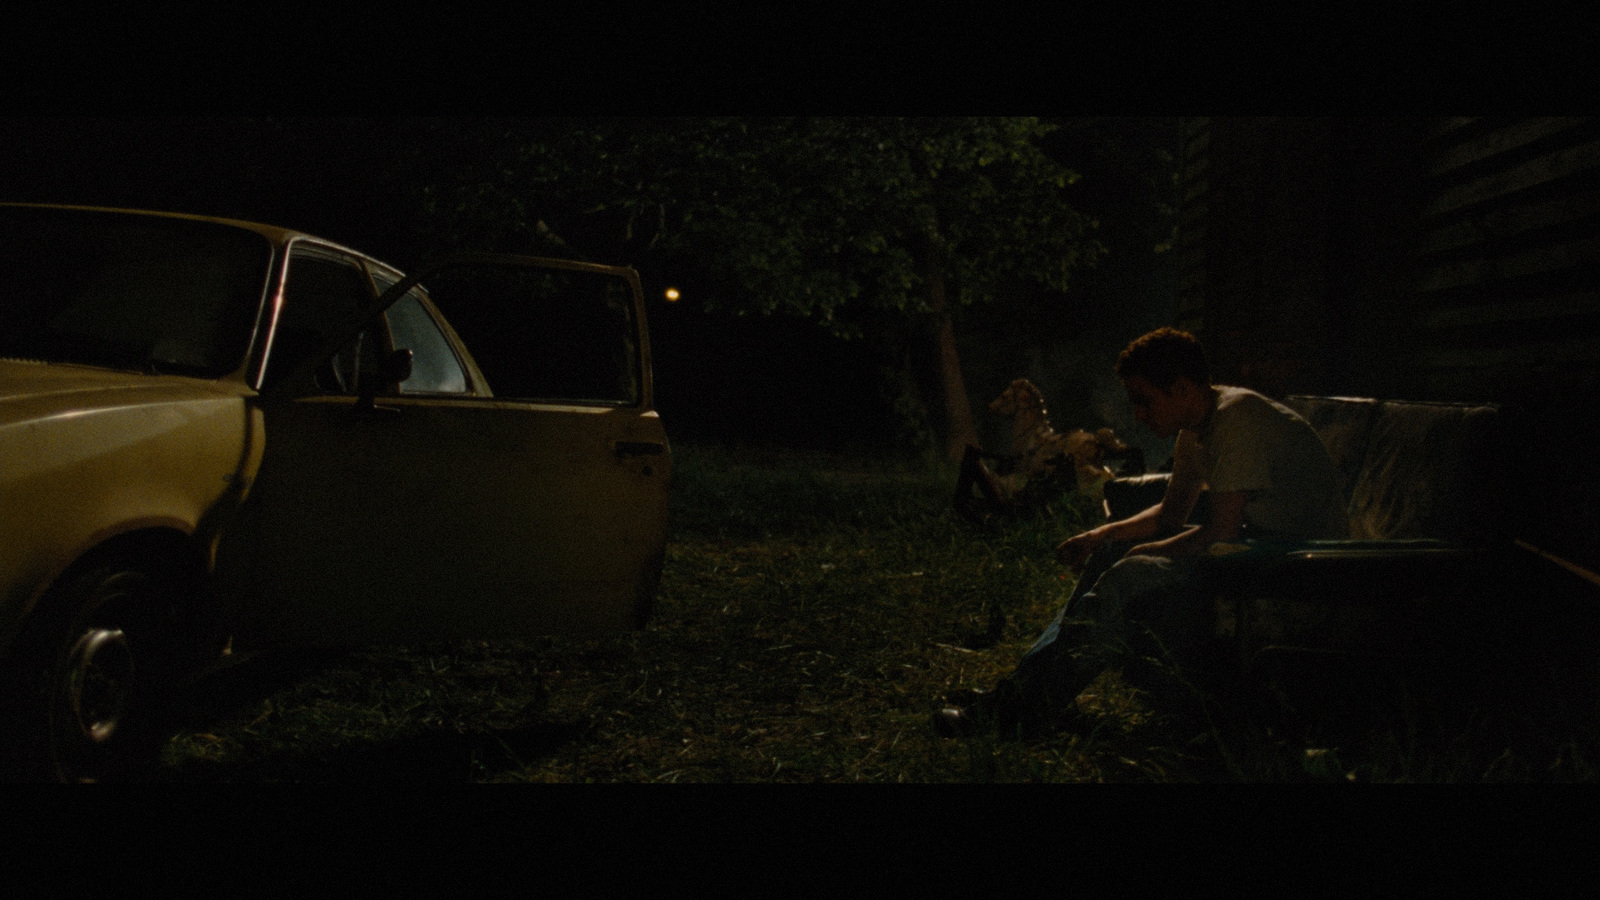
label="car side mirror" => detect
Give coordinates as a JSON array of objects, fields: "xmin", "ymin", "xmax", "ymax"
[
  {"xmin": 383, "ymin": 347, "xmax": 414, "ymax": 386},
  {"xmin": 355, "ymin": 348, "xmax": 413, "ymax": 412}
]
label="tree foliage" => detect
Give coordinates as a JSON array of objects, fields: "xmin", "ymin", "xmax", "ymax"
[
  {"xmin": 419, "ymin": 117, "xmax": 1104, "ymax": 338},
  {"xmin": 413, "ymin": 117, "xmax": 1108, "ymax": 458}
]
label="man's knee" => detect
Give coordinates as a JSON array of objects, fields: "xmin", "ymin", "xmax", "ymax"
[
  {"xmin": 1081, "ymin": 554, "xmax": 1203, "ymax": 637},
  {"xmin": 1097, "ymin": 554, "xmax": 1190, "ymax": 595}
]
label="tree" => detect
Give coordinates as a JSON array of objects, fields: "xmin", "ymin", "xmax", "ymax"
[{"xmin": 417, "ymin": 117, "xmax": 1104, "ymax": 459}]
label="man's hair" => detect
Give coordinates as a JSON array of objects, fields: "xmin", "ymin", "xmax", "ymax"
[{"xmin": 1115, "ymin": 327, "xmax": 1210, "ymax": 391}]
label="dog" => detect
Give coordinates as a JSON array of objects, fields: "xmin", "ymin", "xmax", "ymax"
[
  {"xmin": 988, "ymin": 378, "xmax": 1133, "ymax": 492},
  {"xmin": 955, "ymin": 379, "xmax": 1142, "ymax": 521}
]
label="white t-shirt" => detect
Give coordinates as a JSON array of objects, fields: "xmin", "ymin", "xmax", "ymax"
[{"xmin": 1176, "ymin": 386, "xmax": 1349, "ymax": 540}]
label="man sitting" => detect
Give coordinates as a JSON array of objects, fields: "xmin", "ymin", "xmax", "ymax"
[{"xmin": 935, "ymin": 327, "xmax": 1350, "ymax": 738}]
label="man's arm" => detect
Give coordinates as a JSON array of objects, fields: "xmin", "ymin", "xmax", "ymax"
[
  {"xmin": 1127, "ymin": 489, "xmax": 1246, "ymax": 558},
  {"xmin": 1065, "ymin": 500, "xmax": 1161, "ymax": 549},
  {"xmin": 1055, "ymin": 430, "xmax": 1208, "ymax": 571}
]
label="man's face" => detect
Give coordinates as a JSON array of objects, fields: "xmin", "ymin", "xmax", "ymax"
[{"xmin": 1122, "ymin": 374, "xmax": 1187, "ymax": 438}]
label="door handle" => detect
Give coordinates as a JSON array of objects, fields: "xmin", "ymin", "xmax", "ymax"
[{"xmin": 615, "ymin": 441, "xmax": 667, "ymax": 458}]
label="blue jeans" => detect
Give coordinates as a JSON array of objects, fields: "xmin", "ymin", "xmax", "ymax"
[{"xmin": 1009, "ymin": 543, "xmax": 1211, "ymax": 716}]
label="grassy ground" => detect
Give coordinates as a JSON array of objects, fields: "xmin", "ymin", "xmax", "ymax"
[{"xmin": 155, "ymin": 444, "xmax": 1600, "ymax": 782}]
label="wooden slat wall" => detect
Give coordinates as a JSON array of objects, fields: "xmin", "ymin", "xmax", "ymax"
[
  {"xmin": 1413, "ymin": 117, "xmax": 1600, "ymax": 403},
  {"xmin": 1175, "ymin": 116, "xmax": 1600, "ymax": 573},
  {"xmin": 1174, "ymin": 117, "xmax": 1210, "ymax": 337},
  {"xmin": 1415, "ymin": 118, "xmax": 1600, "ymax": 574},
  {"xmin": 1173, "ymin": 117, "xmax": 1359, "ymax": 399}
]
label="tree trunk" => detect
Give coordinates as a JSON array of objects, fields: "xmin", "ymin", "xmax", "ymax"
[{"xmin": 925, "ymin": 260, "xmax": 979, "ymax": 462}]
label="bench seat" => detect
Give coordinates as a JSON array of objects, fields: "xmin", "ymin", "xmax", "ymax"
[{"xmin": 1102, "ymin": 395, "xmax": 1509, "ymax": 670}]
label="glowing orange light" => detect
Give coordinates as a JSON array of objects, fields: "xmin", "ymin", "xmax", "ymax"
[{"xmin": 664, "ymin": 287, "xmax": 681, "ymax": 302}]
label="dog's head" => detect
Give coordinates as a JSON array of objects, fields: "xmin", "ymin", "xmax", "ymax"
[
  {"xmin": 989, "ymin": 378, "xmax": 1045, "ymax": 417},
  {"xmin": 1093, "ymin": 427, "xmax": 1130, "ymax": 454},
  {"xmin": 1061, "ymin": 429, "xmax": 1105, "ymax": 463}
]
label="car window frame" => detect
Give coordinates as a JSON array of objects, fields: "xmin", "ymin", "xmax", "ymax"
[
  {"xmin": 260, "ymin": 240, "xmax": 394, "ymax": 397},
  {"xmin": 257, "ymin": 250, "xmax": 653, "ymax": 411},
  {"xmin": 365, "ymin": 264, "xmax": 486, "ymax": 398},
  {"xmin": 401, "ymin": 257, "xmax": 649, "ymax": 409}
]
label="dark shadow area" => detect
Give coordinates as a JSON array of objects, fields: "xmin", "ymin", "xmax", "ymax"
[
  {"xmin": 1207, "ymin": 556, "xmax": 1600, "ymax": 782},
  {"xmin": 149, "ymin": 646, "xmax": 584, "ymax": 782},
  {"xmin": 162, "ymin": 648, "xmax": 354, "ymax": 732},
  {"xmin": 0, "ymin": 648, "xmax": 353, "ymax": 783},
  {"xmin": 164, "ymin": 721, "xmax": 583, "ymax": 783}
]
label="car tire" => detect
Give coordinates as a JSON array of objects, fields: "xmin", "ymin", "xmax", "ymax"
[{"xmin": 4, "ymin": 556, "xmax": 188, "ymax": 782}]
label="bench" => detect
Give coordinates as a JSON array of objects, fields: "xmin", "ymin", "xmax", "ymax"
[{"xmin": 1101, "ymin": 395, "xmax": 1510, "ymax": 672}]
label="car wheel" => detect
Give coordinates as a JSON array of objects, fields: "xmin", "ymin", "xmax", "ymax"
[{"xmin": 7, "ymin": 559, "xmax": 186, "ymax": 782}]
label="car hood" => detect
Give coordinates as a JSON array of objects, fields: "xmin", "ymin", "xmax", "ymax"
[
  {"xmin": 0, "ymin": 359, "xmax": 241, "ymax": 427},
  {"xmin": 1, "ymin": 357, "xmax": 153, "ymax": 400}
]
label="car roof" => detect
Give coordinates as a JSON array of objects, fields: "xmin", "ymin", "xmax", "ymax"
[{"xmin": 0, "ymin": 202, "xmax": 381, "ymax": 264}]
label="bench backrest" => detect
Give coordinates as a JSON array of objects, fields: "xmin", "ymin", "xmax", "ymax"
[{"xmin": 1283, "ymin": 396, "xmax": 1504, "ymax": 544}]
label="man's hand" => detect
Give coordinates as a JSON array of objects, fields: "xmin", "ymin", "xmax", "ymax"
[{"xmin": 1055, "ymin": 529, "xmax": 1103, "ymax": 574}]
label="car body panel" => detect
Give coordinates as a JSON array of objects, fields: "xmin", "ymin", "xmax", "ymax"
[
  {"xmin": 215, "ymin": 395, "xmax": 669, "ymax": 646},
  {"xmin": 0, "ymin": 360, "xmax": 261, "ymax": 644},
  {"xmin": 1, "ymin": 203, "xmax": 669, "ymax": 662}
]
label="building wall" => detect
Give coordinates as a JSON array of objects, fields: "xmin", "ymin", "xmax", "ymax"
[
  {"xmin": 1176, "ymin": 116, "xmax": 1600, "ymax": 573},
  {"xmin": 1412, "ymin": 117, "xmax": 1600, "ymax": 403}
]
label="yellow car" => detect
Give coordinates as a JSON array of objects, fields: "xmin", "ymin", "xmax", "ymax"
[{"xmin": 0, "ymin": 203, "xmax": 671, "ymax": 780}]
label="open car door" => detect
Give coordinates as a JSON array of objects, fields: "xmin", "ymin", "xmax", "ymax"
[{"xmin": 214, "ymin": 249, "xmax": 669, "ymax": 648}]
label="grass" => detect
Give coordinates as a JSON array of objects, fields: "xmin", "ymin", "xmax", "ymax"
[{"xmin": 154, "ymin": 444, "xmax": 1600, "ymax": 782}]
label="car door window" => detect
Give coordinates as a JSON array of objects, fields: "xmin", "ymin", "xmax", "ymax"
[
  {"xmin": 385, "ymin": 294, "xmax": 469, "ymax": 395},
  {"xmin": 267, "ymin": 248, "xmax": 379, "ymax": 395},
  {"xmin": 369, "ymin": 277, "xmax": 471, "ymax": 396},
  {"xmin": 422, "ymin": 266, "xmax": 641, "ymax": 404}
]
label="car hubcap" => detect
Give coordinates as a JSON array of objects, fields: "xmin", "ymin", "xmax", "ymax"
[{"xmin": 64, "ymin": 627, "xmax": 134, "ymax": 745}]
